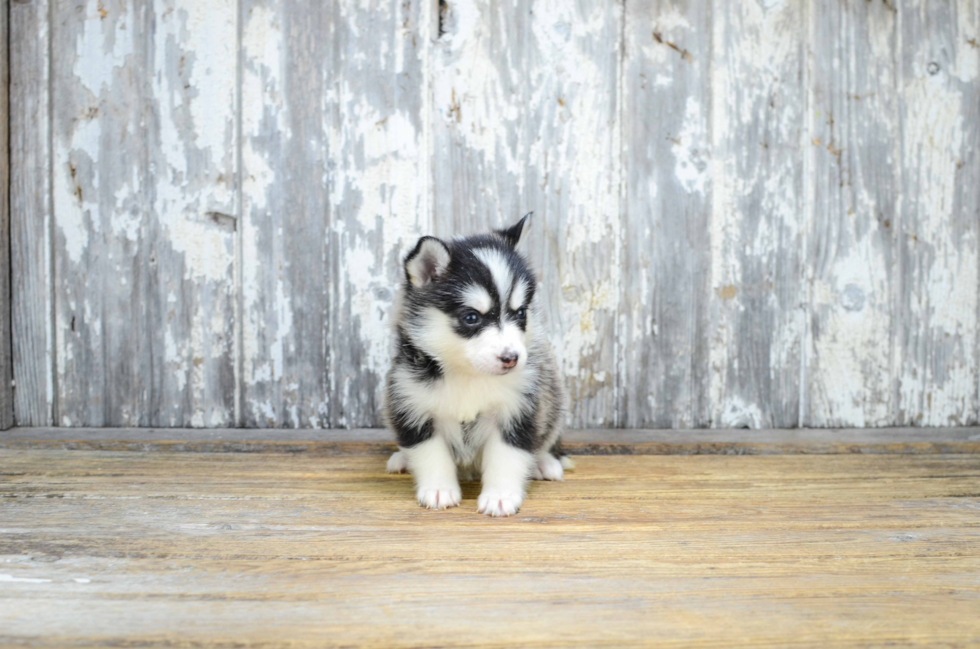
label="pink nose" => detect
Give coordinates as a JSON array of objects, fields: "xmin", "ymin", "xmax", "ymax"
[{"xmin": 499, "ymin": 351, "xmax": 519, "ymax": 369}]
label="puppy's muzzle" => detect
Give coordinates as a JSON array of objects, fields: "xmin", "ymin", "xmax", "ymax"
[{"xmin": 499, "ymin": 350, "xmax": 519, "ymax": 370}]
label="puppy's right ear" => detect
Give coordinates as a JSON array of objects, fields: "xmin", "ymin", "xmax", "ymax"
[{"xmin": 404, "ymin": 236, "xmax": 451, "ymax": 288}]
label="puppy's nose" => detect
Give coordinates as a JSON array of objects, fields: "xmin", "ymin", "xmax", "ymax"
[{"xmin": 499, "ymin": 351, "xmax": 519, "ymax": 369}]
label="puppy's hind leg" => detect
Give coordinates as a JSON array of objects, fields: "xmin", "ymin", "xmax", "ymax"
[
  {"xmin": 531, "ymin": 452, "xmax": 565, "ymax": 481},
  {"xmin": 386, "ymin": 450, "xmax": 408, "ymax": 474}
]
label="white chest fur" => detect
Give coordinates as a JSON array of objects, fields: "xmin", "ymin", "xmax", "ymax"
[{"xmin": 391, "ymin": 365, "xmax": 531, "ymax": 429}]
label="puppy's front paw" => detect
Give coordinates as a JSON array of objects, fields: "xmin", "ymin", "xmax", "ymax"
[
  {"xmin": 417, "ymin": 486, "xmax": 462, "ymax": 510},
  {"xmin": 532, "ymin": 454, "xmax": 564, "ymax": 481},
  {"xmin": 477, "ymin": 489, "xmax": 524, "ymax": 517},
  {"xmin": 386, "ymin": 451, "xmax": 408, "ymax": 474}
]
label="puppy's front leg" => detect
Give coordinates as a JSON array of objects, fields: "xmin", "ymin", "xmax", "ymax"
[
  {"xmin": 478, "ymin": 431, "xmax": 535, "ymax": 517},
  {"xmin": 402, "ymin": 435, "xmax": 461, "ymax": 510}
]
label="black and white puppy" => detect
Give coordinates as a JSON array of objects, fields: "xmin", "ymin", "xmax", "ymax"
[{"xmin": 384, "ymin": 214, "xmax": 571, "ymax": 517}]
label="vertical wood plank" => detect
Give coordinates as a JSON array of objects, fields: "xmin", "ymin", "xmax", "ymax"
[
  {"xmin": 430, "ymin": 0, "xmax": 528, "ymax": 237},
  {"xmin": 325, "ymin": 0, "xmax": 430, "ymax": 428},
  {"xmin": 50, "ymin": 0, "xmax": 238, "ymax": 427},
  {"xmin": 146, "ymin": 0, "xmax": 238, "ymax": 426},
  {"xmin": 10, "ymin": 0, "xmax": 53, "ymax": 426},
  {"xmin": 894, "ymin": 0, "xmax": 980, "ymax": 426},
  {"xmin": 432, "ymin": 0, "xmax": 622, "ymax": 428},
  {"xmin": 523, "ymin": 0, "xmax": 623, "ymax": 428},
  {"xmin": 805, "ymin": 0, "xmax": 898, "ymax": 427},
  {"xmin": 0, "ymin": 0, "xmax": 11, "ymax": 430},
  {"xmin": 50, "ymin": 0, "xmax": 143, "ymax": 426},
  {"xmin": 708, "ymin": 0, "xmax": 805, "ymax": 428},
  {"xmin": 620, "ymin": 0, "xmax": 712, "ymax": 428},
  {"xmin": 241, "ymin": 0, "xmax": 428, "ymax": 428},
  {"xmin": 240, "ymin": 0, "xmax": 331, "ymax": 428}
]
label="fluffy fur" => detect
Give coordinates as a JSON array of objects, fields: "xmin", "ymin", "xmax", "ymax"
[{"xmin": 384, "ymin": 214, "xmax": 569, "ymax": 517}]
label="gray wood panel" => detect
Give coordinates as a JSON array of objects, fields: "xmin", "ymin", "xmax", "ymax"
[
  {"xmin": 432, "ymin": 0, "xmax": 623, "ymax": 426},
  {"xmin": 50, "ymin": 0, "xmax": 143, "ymax": 426},
  {"xmin": 323, "ymin": 0, "xmax": 430, "ymax": 428},
  {"xmin": 240, "ymin": 0, "xmax": 333, "ymax": 428},
  {"xmin": 145, "ymin": 0, "xmax": 239, "ymax": 426},
  {"xmin": 894, "ymin": 0, "xmax": 979, "ymax": 426},
  {"xmin": 806, "ymin": 0, "xmax": 900, "ymax": 427},
  {"xmin": 620, "ymin": 0, "xmax": 713, "ymax": 427},
  {"xmin": 46, "ymin": 0, "xmax": 238, "ymax": 427},
  {"xmin": 8, "ymin": 0, "xmax": 980, "ymax": 429},
  {"xmin": 240, "ymin": 0, "xmax": 428, "ymax": 428},
  {"xmin": 708, "ymin": 0, "xmax": 806, "ymax": 429},
  {"xmin": 10, "ymin": 0, "xmax": 53, "ymax": 427},
  {"xmin": 0, "ymin": 0, "xmax": 11, "ymax": 430}
]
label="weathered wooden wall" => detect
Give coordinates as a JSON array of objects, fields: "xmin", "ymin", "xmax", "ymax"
[
  {"xmin": 9, "ymin": 0, "xmax": 980, "ymax": 429},
  {"xmin": 0, "ymin": 0, "xmax": 11, "ymax": 430}
]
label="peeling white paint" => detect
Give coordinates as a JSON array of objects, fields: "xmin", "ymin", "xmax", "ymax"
[
  {"xmin": 73, "ymin": 6, "xmax": 133, "ymax": 96},
  {"xmin": 673, "ymin": 97, "xmax": 709, "ymax": 195},
  {"xmin": 18, "ymin": 0, "xmax": 980, "ymax": 429}
]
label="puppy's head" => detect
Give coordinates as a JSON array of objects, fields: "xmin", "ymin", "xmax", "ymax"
[{"xmin": 401, "ymin": 214, "xmax": 536, "ymax": 377}]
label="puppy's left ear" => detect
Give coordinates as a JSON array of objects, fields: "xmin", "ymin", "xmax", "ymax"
[
  {"xmin": 496, "ymin": 212, "xmax": 532, "ymax": 249},
  {"xmin": 404, "ymin": 236, "xmax": 451, "ymax": 288}
]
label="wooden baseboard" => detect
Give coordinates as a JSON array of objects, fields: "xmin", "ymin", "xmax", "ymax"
[{"xmin": 2, "ymin": 427, "xmax": 979, "ymax": 455}]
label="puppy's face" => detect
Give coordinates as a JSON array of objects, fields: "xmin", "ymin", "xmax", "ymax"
[{"xmin": 402, "ymin": 216, "xmax": 536, "ymax": 377}]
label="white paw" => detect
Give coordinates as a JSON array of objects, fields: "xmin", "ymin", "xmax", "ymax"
[
  {"xmin": 417, "ymin": 486, "xmax": 462, "ymax": 510},
  {"xmin": 532, "ymin": 454, "xmax": 564, "ymax": 481},
  {"xmin": 477, "ymin": 489, "xmax": 524, "ymax": 517},
  {"xmin": 386, "ymin": 451, "xmax": 408, "ymax": 474}
]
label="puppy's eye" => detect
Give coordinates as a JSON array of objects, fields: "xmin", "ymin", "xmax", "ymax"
[
  {"xmin": 461, "ymin": 312, "xmax": 481, "ymax": 326},
  {"xmin": 516, "ymin": 307, "xmax": 527, "ymax": 319}
]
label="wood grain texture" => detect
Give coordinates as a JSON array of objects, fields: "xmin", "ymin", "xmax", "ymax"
[
  {"xmin": 708, "ymin": 0, "xmax": 805, "ymax": 429},
  {"xmin": 145, "ymin": 0, "xmax": 239, "ymax": 426},
  {"xmin": 432, "ymin": 0, "xmax": 623, "ymax": 426},
  {"xmin": 51, "ymin": 0, "xmax": 146, "ymax": 426},
  {"xmin": 10, "ymin": 0, "xmax": 53, "ymax": 427},
  {"xmin": 240, "ymin": 0, "xmax": 429, "ymax": 428},
  {"xmin": 894, "ymin": 0, "xmax": 980, "ymax": 427},
  {"xmin": 240, "ymin": 0, "xmax": 333, "ymax": 428},
  {"xmin": 46, "ymin": 0, "xmax": 238, "ymax": 427},
  {"xmin": 806, "ymin": 0, "xmax": 900, "ymax": 427},
  {"xmin": 0, "ymin": 0, "xmax": 12, "ymax": 430},
  {"xmin": 1, "ymin": 450, "xmax": 979, "ymax": 647},
  {"xmin": 620, "ymin": 0, "xmax": 712, "ymax": 427},
  {"xmin": 2, "ymin": 426, "xmax": 980, "ymax": 455},
  {"xmin": 8, "ymin": 0, "xmax": 980, "ymax": 429}
]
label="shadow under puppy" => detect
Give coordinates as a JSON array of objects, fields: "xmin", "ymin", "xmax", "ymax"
[{"xmin": 384, "ymin": 214, "xmax": 573, "ymax": 517}]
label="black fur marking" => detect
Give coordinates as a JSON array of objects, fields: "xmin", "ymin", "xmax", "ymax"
[
  {"xmin": 501, "ymin": 399, "xmax": 539, "ymax": 452},
  {"xmin": 396, "ymin": 329, "xmax": 442, "ymax": 382},
  {"xmin": 388, "ymin": 405, "xmax": 434, "ymax": 448}
]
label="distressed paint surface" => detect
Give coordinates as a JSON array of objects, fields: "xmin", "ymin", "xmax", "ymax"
[
  {"xmin": 240, "ymin": 0, "xmax": 429, "ymax": 429},
  {"xmin": 432, "ymin": 0, "xmax": 622, "ymax": 426},
  {"xmin": 0, "ymin": 0, "xmax": 12, "ymax": 430},
  {"xmin": 894, "ymin": 0, "xmax": 980, "ymax": 427},
  {"xmin": 806, "ymin": 0, "xmax": 900, "ymax": 427},
  {"xmin": 10, "ymin": 0, "xmax": 980, "ymax": 429},
  {"xmin": 620, "ymin": 0, "xmax": 713, "ymax": 428},
  {"xmin": 11, "ymin": 0, "xmax": 54, "ymax": 426},
  {"xmin": 709, "ymin": 0, "xmax": 805, "ymax": 429}
]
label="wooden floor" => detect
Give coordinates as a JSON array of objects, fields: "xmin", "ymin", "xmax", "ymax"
[{"xmin": 1, "ymin": 449, "xmax": 979, "ymax": 647}]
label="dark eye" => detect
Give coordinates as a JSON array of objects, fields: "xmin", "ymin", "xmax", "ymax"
[
  {"xmin": 461, "ymin": 312, "xmax": 481, "ymax": 326},
  {"xmin": 516, "ymin": 307, "xmax": 526, "ymax": 319}
]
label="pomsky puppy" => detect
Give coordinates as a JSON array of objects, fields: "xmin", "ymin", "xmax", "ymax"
[{"xmin": 384, "ymin": 214, "xmax": 571, "ymax": 517}]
